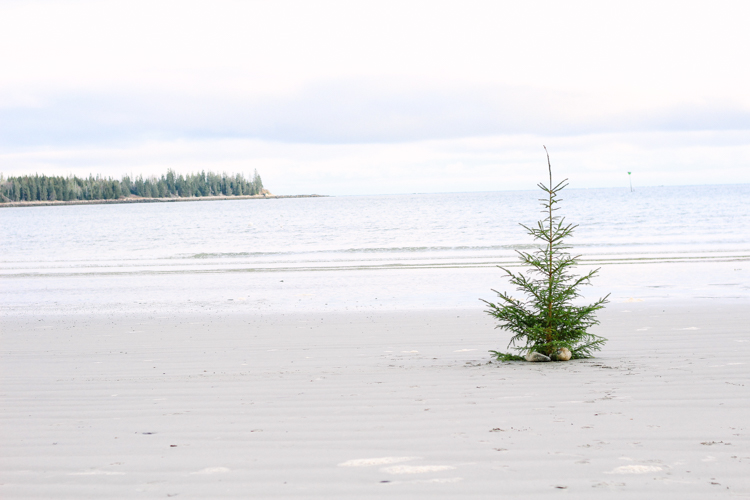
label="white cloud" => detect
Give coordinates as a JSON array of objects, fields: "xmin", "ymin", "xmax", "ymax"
[
  {"xmin": 2, "ymin": 81, "xmax": 748, "ymax": 147},
  {"xmin": 2, "ymin": 131, "xmax": 748, "ymax": 195},
  {"xmin": 0, "ymin": 0, "xmax": 749, "ymax": 191},
  {"xmin": 2, "ymin": 1, "xmax": 748, "ymax": 102}
]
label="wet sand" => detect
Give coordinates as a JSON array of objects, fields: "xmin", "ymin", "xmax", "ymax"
[{"xmin": 1, "ymin": 301, "xmax": 749, "ymax": 498}]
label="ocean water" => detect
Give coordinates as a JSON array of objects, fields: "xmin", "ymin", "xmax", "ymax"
[{"xmin": 2, "ymin": 184, "xmax": 749, "ymax": 315}]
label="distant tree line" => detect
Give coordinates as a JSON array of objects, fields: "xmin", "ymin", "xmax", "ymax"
[{"xmin": 0, "ymin": 169, "xmax": 265, "ymax": 203}]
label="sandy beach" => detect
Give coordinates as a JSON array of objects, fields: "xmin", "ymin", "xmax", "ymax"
[
  {"xmin": 1, "ymin": 300, "xmax": 748, "ymax": 498},
  {"xmin": 3, "ymin": 1, "xmax": 750, "ymax": 498},
  {"xmin": 0, "ymin": 193, "xmax": 325, "ymax": 209}
]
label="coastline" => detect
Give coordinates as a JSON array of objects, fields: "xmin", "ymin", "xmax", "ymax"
[
  {"xmin": 1, "ymin": 301, "xmax": 748, "ymax": 497},
  {"xmin": 0, "ymin": 193, "xmax": 328, "ymax": 208}
]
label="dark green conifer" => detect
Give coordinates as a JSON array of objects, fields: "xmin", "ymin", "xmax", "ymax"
[
  {"xmin": 1, "ymin": 170, "xmax": 266, "ymax": 203},
  {"xmin": 482, "ymin": 147, "xmax": 609, "ymax": 360}
]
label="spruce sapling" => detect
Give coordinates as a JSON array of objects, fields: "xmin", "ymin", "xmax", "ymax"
[{"xmin": 482, "ymin": 147, "xmax": 609, "ymax": 361}]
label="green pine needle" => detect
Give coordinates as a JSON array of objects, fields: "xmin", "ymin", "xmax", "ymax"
[{"xmin": 489, "ymin": 350, "xmax": 526, "ymax": 362}]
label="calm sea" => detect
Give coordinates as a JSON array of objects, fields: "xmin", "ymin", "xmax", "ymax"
[{"xmin": 2, "ymin": 184, "xmax": 749, "ymax": 315}]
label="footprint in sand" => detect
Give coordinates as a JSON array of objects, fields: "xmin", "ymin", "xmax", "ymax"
[
  {"xmin": 338, "ymin": 457, "xmax": 419, "ymax": 467},
  {"xmin": 414, "ymin": 477, "xmax": 463, "ymax": 483},
  {"xmin": 191, "ymin": 467, "xmax": 230, "ymax": 475},
  {"xmin": 68, "ymin": 470, "xmax": 125, "ymax": 476},
  {"xmin": 605, "ymin": 465, "xmax": 662, "ymax": 474},
  {"xmin": 381, "ymin": 465, "xmax": 455, "ymax": 474}
]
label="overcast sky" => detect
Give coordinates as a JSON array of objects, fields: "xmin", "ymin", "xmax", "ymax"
[{"xmin": 1, "ymin": 0, "xmax": 748, "ymax": 194}]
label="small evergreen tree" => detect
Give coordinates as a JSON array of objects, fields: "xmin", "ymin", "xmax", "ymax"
[
  {"xmin": 253, "ymin": 169, "xmax": 263, "ymax": 194},
  {"xmin": 482, "ymin": 147, "xmax": 609, "ymax": 360}
]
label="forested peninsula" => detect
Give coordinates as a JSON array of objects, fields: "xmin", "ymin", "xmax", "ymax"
[{"xmin": 1, "ymin": 169, "xmax": 275, "ymax": 206}]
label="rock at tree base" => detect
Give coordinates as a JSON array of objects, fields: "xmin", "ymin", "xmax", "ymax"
[
  {"xmin": 525, "ymin": 351, "xmax": 551, "ymax": 362},
  {"xmin": 550, "ymin": 347, "xmax": 572, "ymax": 361}
]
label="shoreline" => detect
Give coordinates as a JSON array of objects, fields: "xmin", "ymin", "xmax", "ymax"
[{"xmin": 0, "ymin": 193, "xmax": 328, "ymax": 208}]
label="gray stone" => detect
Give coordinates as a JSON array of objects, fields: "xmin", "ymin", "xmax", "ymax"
[
  {"xmin": 525, "ymin": 351, "xmax": 551, "ymax": 362},
  {"xmin": 550, "ymin": 347, "xmax": 572, "ymax": 361}
]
